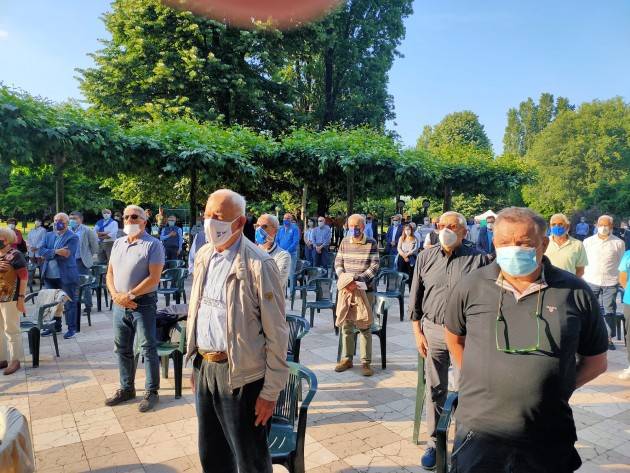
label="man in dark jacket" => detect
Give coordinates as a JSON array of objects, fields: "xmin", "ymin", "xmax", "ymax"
[{"xmin": 476, "ymin": 215, "xmax": 496, "ymax": 258}]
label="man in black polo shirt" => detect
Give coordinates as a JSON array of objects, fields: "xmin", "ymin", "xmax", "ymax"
[
  {"xmin": 445, "ymin": 207, "xmax": 608, "ymax": 473},
  {"xmin": 408, "ymin": 211, "xmax": 488, "ymax": 470}
]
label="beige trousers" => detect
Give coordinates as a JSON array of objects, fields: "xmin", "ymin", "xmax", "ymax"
[{"xmin": 0, "ymin": 301, "xmax": 23, "ymax": 362}]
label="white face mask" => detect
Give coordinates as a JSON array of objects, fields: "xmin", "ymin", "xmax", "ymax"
[
  {"xmin": 8, "ymin": 224, "xmax": 15, "ymax": 230},
  {"xmin": 598, "ymin": 226, "xmax": 611, "ymax": 236},
  {"xmin": 439, "ymin": 228, "xmax": 458, "ymax": 247},
  {"xmin": 34, "ymin": 221, "xmax": 41, "ymax": 227},
  {"xmin": 318, "ymin": 221, "xmax": 325, "ymax": 228},
  {"xmin": 124, "ymin": 224, "xmax": 141, "ymax": 236},
  {"xmin": 487, "ymin": 222, "xmax": 494, "ymax": 230},
  {"xmin": 205, "ymin": 217, "xmax": 240, "ymax": 246}
]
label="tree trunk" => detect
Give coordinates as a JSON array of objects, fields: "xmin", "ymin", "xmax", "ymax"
[
  {"xmin": 189, "ymin": 165, "xmax": 198, "ymax": 226},
  {"xmin": 443, "ymin": 183, "xmax": 452, "ymax": 212},
  {"xmin": 54, "ymin": 154, "xmax": 66, "ymax": 212},
  {"xmin": 316, "ymin": 194, "xmax": 330, "ymax": 217},
  {"xmin": 301, "ymin": 184, "xmax": 308, "ymax": 231},
  {"xmin": 346, "ymin": 172, "xmax": 355, "ymax": 216},
  {"xmin": 322, "ymin": 34, "xmax": 335, "ymax": 127}
]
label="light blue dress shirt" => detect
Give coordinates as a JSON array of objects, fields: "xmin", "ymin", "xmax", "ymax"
[{"xmin": 196, "ymin": 237, "xmax": 242, "ymax": 351}]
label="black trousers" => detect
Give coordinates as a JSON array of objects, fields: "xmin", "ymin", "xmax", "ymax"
[
  {"xmin": 193, "ymin": 356, "xmax": 272, "ymax": 473},
  {"xmin": 164, "ymin": 246, "xmax": 179, "ymax": 260},
  {"xmin": 450, "ymin": 426, "xmax": 581, "ymax": 473}
]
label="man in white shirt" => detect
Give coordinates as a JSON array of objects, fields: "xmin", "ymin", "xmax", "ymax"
[{"xmin": 583, "ymin": 215, "xmax": 626, "ymax": 349}]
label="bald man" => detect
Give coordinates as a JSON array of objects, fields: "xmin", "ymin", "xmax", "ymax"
[{"xmin": 186, "ymin": 189, "xmax": 288, "ymax": 473}]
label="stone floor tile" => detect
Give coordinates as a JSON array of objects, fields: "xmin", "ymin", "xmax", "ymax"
[
  {"xmin": 35, "ymin": 442, "xmax": 87, "ymax": 470},
  {"xmin": 135, "ymin": 438, "xmax": 186, "ymax": 464},
  {"xmin": 83, "ymin": 432, "xmax": 134, "ymax": 459},
  {"xmin": 88, "ymin": 448, "xmax": 145, "ymax": 472},
  {"xmin": 143, "ymin": 455, "xmax": 198, "ymax": 473}
]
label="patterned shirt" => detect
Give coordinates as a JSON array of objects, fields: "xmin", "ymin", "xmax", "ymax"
[{"xmin": 334, "ymin": 234, "xmax": 379, "ymax": 290}]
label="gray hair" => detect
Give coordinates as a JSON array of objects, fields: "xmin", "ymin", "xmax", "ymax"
[
  {"xmin": 550, "ymin": 213, "xmax": 570, "ymax": 225},
  {"xmin": 54, "ymin": 212, "xmax": 69, "ymax": 222},
  {"xmin": 495, "ymin": 207, "xmax": 547, "ymax": 237},
  {"xmin": 598, "ymin": 214, "xmax": 614, "ymax": 225},
  {"xmin": 349, "ymin": 213, "xmax": 366, "ymax": 225},
  {"xmin": 209, "ymin": 189, "xmax": 246, "ymax": 215},
  {"xmin": 0, "ymin": 227, "xmax": 17, "ymax": 244},
  {"xmin": 261, "ymin": 214, "xmax": 279, "ymax": 230},
  {"xmin": 440, "ymin": 211, "xmax": 467, "ymax": 228},
  {"xmin": 124, "ymin": 205, "xmax": 146, "ymax": 220}
]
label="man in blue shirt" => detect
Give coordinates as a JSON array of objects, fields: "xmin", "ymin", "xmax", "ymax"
[
  {"xmin": 575, "ymin": 217, "xmax": 590, "ymax": 241},
  {"xmin": 618, "ymin": 250, "xmax": 630, "ymax": 380},
  {"xmin": 312, "ymin": 217, "xmax": 332, "ymax": 269},
  {"xmin": 276, "ymin": 212, "xmax": 300, "ymax": 292},
  {"xmin": 160, "ymin": 215, "xmax": 183, "ymax": 260}
]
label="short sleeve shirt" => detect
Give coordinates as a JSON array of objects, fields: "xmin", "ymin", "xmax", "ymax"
[
  {"xmin": 545, "ymin": 236, "xmax": 588, "ymax": 275},
  {"xmin": 445, "ymin": 258, "xmax": 608, "ymax": 447},
  {"xmin": 110, "ymin": 232, "xmax": 165, "ymax": 293},
  {"xmin": 618, "ymin": 250, "xmax": 630, "ymax": 305}
]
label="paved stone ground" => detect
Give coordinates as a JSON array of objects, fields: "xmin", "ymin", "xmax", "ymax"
[{"xmin": 1, "ymin": 280, "xmax": 629, "ymax": 472}]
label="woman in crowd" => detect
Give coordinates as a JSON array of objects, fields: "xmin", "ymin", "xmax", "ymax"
[
  {"xmin": 0, "ymin": 227, "xmax": 28, "ymax": 375},
  {"xmin": 397, "ymin": 223, "xmax": 418, "ymax": 288}
]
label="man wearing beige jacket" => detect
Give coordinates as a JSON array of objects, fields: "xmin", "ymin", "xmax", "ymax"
[{"xmin": 186, "ymin": 189, "xmax": 289, "ymax": 473}]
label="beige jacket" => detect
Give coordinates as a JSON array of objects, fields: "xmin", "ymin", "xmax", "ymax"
[
  {"xmin": 335, "ymin": 273, "xmax": 373, "ymax": 330},
  {"xmin": 186, "ymin": 237, "xmax": 289, "ymax": 402}
]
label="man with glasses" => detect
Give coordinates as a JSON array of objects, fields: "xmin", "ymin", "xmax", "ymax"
[
  {"xmin": 408, "ymin": 211, "xmax": 487, "ymax": 470},
  {"xmin": 105, "ymin": 205, "xmax": 165, "ymax": 412},
  {"xmin": 255, "ymin": 214, "xmax": 291, "ymax": 292},
  {"xmin": 544, "ymin": 213, "xmax": 588, "ymax": 277},
  {"xmin": 444, "ymin": 207, "xmax": 608, "ymax": 473},
  {"xmin": 312, "ymin": 216, "xmax": 332, "ymax": 269}
]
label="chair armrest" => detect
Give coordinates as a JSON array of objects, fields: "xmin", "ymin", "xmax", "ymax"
[
  {"xmin": 436, "ymin": 391, "xmax": 459, "ymax": 473},
  {"xmin": 296, "ymin": 327, "xmax": 310, "ymax": 340}
]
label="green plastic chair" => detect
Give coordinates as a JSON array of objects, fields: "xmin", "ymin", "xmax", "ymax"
[
  {"xmin": 76, "ymin": 274, "xmax": 96, "ymax": 332},
  {"xmin": 268, "ymin": 362, "xmax": 318, "ymax": 473},
  {"xmin": 158, "ymin": 268, "xmax": 188, "ymax": 306},
  {"xmin": 374, "ymin": 270, "xmax": 408, "ymax": 321},
  {"xmin": 302, "ymin": 278, "xmax": 336, "ymax": 333},
  {"xmin": 90, "ymin": 264, "xmax": 109, "ymax": 312},
  {"xmin": 164, "ymin": 259, "xmax": 185, "ymax": 270},
  {"xmin": 413, "ymin": 354, "xmax": 426, "ymax": 445},
  {"xmin": 20, "ymin": 292, "xmax": 61, "ymax": 367},
  {"xmin": 436, "ymin": 391, "xmax": 459, "ymax": 473},
  {"xmin": 285, "ymin": 314, "xmax": 310, "ymax": 363},
  {"xmin": 135, "ymin": 321, "xmax": 186, "ymax": 398}
]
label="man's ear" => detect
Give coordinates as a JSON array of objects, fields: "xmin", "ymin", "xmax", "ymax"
[{"xmin": 541, "ymin": 236, "xmax": 550, "ymax": 253}]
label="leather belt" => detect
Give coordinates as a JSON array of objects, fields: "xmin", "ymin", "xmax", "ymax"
[{"xmin": 198, "ymin": 350, "xmax": 228, "ymax": 363}]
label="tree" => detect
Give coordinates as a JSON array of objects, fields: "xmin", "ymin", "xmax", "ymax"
[
  {"xmin": 522, "ymin": 98, "xmax": 630, "ymax": 217},
  {"xmin": 502, "ymin": 93, "xmax": 573, "ymax": 156},
  {"xmin": 417, "ymin": 111, "xmax": 492, "ymax": 153},
  {"xmin": 78, "ymin": 0, "xmax": 294, "ymax": 133}
]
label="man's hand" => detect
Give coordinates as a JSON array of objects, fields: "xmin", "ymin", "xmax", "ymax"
[
  {"xmin": 112, "ymin": 292, "xmax": 137, "ymax": 309},
  {"xmin": 403, "ymin": 256, "xmax": 409, "ymax": 262},
  {"xmin": 16, "ymin": 299, "xmax": 26, "ymax": 314},
  {"xmin": 344, "ymin": 281, "xmax": 357, "ymax": 292},
  {"xmin": 0, "ymin": 261, "xmax": 11, "ymax": 272},
  {"xmin": 169, "ymin": 231, "xmax": 177, "ymax": 238},
  {"xmin": 413, "ymin": 326, "xmax": 428, "ymax": 358},
  {"xmin": 254, "ymin": 397, "xmax": 276, "ymax": 426},
  {"xmin": 55, "ymin": 247, "xmax": 70, "ymax": 258},
  {"xmin": 190, "ymin": 372, "xmax": 196, "ymax": 390}
]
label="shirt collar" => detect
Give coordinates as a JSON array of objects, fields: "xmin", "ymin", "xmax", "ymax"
[
  {"xmin": 123, "ymin": 231, "xmax": 148, "ymax": 245},
  {"xmin": 212, "ymin": 235, "xmax": 242, "ymax": 262},
  {"xmin": 350, "ymin": 233, "xmax": 367, "ymax": 245},
  {"xmin": 494, "ymin": 259, "xmax": 550, "ymax": 301}
]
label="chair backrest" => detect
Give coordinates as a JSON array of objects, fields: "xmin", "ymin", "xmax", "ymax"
[
  {"xmin": 78, "ymin": 274, "xmax": 95, "ymax": 287},
  {"xmin": 161, "ymin": 268, "xmax": 181, "ymax": 281},
  {"xmin": 303, "ymin": 267, "xmax": 326, "ymax": 283},
  {"xmin": 91, "ymin": 264, "xmax": 108, "ymax": 276},
  {"xmin": 373, "ymin": 296, "xmax": 389, "ymax": 329},
  {"xmin": 176, "ymin": 268, "xmax": 189, "ymax": 290},
  {"xmin": 312, "ymin": 278, "xmax": 334, "ymax": 301},
  {"xmin": 272, "ymin": 362, "xmax": 318, "ymax": 427},
  {"xmin": 164, "ymin": 259, "xmax": 185, "ymax": 270},
  {"xmin": 295, "ymin": 259, "xmax": 307, "ymax": 274},
  {"xmin": 286, "ymin": 314, "xmax": 310, "ymax": 358},
  {"xmin": 383, "ymin": 271, "xmax": 404, "ymax": 293},
  {"xmin": 380, "ymin": 254, "xmax": 395, "ymax": 268}
]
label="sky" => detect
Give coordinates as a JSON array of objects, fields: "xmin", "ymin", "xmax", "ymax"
[{"xmin": 1, "ymin": 0, "xmax": 629, "ymax": 153}]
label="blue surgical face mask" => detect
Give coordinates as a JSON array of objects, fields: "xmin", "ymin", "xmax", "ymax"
[
  {"xmin": 255, "ymin": 227, "xmax": 269, "ymax": 245},
  {"xmin": 68, "ymin": 220, "xmax": 79, "ymax": 230},
  {"xmin": 495, "ymin": 246, "xmax": 539, "ymax": 277},
  {"xmin": 168, "ymin": 220, "xmax": 175, "ymax": 227},
  {"xmin": 55, "ymin": 221, "xmax": 66, "ymax": 232},
  {"xmin": 283, "ymin": 219, "xmax": 291, "ymax": 227},
  {"xmin": 550, "ymin": 226, "xmax": 566, "ymax": 237},
  {"xmin": 352, "ymin": 227, "xmax": 361, "ymax": 238}
]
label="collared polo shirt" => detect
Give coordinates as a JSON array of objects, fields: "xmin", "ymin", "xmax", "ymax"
[
  {"xmin": 110, "ymin": 232, "xmax": 165, "ymax": 293},
  {"xmin": 445, "ymin": 258, "xmax": 608, "ymax": 447},
  {"xmin": 618, "ymin": 250, "xmax": 630, "ymax": 305},
  {"xmin": 545, "ymin": 236, "xmax": 588, "ymax": 275},
  {"xmin": 409, "ymin": 241, "xmax": 488, "ymax": 324},
  {"xmin": 196, "ymin": 237, "xmax": 241, "ymax": 351},
  {"xmin": 582, "ymin": 234, "xmax": 625, "ymax": 286}
]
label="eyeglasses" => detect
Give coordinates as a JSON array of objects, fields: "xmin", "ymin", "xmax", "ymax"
[
  {"xmin": 123, "ymin": 214, "xmax": 142, "ymax": 221},
  {"xmin": 437, "ymin": 223, "xmax": 460, "ymax": 231},
  {"xmin": 495, "ymin": 277, "xmax": 543, "ymax": 354}
]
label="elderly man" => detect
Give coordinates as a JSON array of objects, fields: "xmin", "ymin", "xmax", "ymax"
[
  {"xmin": 256, "ymin": 214, "xmax": 291, "ymax": 292},
  {"xmin": 26, "ymin": 217, "xmax": 47, "ymax": 261},
  {"xmin": 160, "ymin": 215, "xmax": 183, "ymax": 260},
  {"xmin": 384, "ymin": 214, "xmax": 403, "ymax": 264},
  {"xmin": 39, "ymin": 213, "xmax": 80, "ymax": 339},
  {"xmin": 105, "ymin": 206, "xmax": 164, "ymax": 412},
  {"xmin": 186, "ymin": 189, "xmax": 288, "ymax": 473},
  {"xmin": 408, "ymin": 211, "xmax": 488, "ymax": 470},
  {"xmin": 276, "ymin": 212, "xmax": 300, "ymax": 292},
  {"xmin": 334, "ymin": 214, "xmax": 380, "ymax": 376},
  {"xmin": 545, "ymin": 213, "xmax": 588, "ymax": 277},
  {"xmin": 583, "ymin": 215, "xmax": 625, "ymax": 349},
  {"xmin": 444, "ymin": 207, "xmax": 608, "ymax": 473},
  {"xmin": 312, "ymin": 216, "xmax": 332, "ymax": 269},
  {"xmin": 69, "ymin": 211, "xmax": 99, "ymax": 315},
  {"xmin": 476, "ymin": 215, "xmax": 496, "ymax": 257}
]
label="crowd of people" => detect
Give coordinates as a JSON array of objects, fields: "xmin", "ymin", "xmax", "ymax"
[{"xmin": 1, "ymin": 196, "xmax": 629, "ymax": 473}]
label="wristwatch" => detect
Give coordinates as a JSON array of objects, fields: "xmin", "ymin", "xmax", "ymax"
[{"xmin": 127, "ymin": 291, "xmax": 136, "ymax": 301}]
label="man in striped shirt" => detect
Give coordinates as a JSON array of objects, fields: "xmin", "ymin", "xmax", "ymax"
[{"xmin": 334, "ymin": 214, "xmax": 380, "ymax": 376}]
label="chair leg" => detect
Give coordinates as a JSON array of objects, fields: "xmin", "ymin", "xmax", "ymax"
[
  {"xmin": 52, "ymin": 329, "xmax": 60, "ymax": 357},
  {"xmin": 76, "ymin": 301, "xmax": 82, "ymax": 333},
  {"xmin": 291, "ymin": 288, "xmax": 296, "ymax": 310},
  {"xmin": 337, "ymin": 331, "xmax": 343, "ymax": 362},
  {"xmin": 183, "ymin": 290, "xmax": 187, "ymax": 304},
  {"xmin": 175, "ymin": 292, "xmax": 181, "ymax": 305},
  {"xmin": 399, "ymin": 296, "xmax": 404, "ymax": 322},
  {"xmin": 380, "ymin": 331, "xmax": 386, "ymax": 370},
  {"xmin": 161, "ymin": 356, "xmax": 169, "ymax": 379},
  {"xmin": 86, "ymin": 308, "xmax": 91, "ymax": 327},
  {"xmin": 96, "ymin": 288, "xmax": 102, "ymax": 312},
  {"xmin": 165, "ymin": 294, "xmax": 170, "ymax": 306},
  {"xmin": 29, "ymin": 327, "xmax": 40, "ymax": 368},
  {"xmin": 310, "ymin": 308, "xmax": 315, "ymax": 328},
  {"xmin": 27, "ymin": 328, "xmax": 34, "ymax": 354},
  {"xmin": 173, "ymin": 350, "xmax": 183, "ymax": 399}
]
